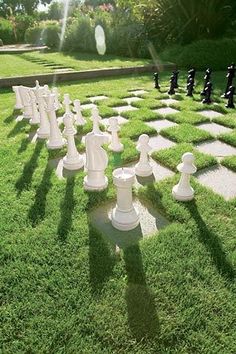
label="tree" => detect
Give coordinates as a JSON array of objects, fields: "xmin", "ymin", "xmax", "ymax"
[{"xmin": 0, "ymin": 0, "xmax": 53, "ymax": 16}]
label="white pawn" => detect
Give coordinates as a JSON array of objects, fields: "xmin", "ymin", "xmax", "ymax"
[
  {"xmin": 135, "ymin": 134, "xmax": 153, "ymax": 177},
  {"xmin": 63, "ymin": 113, "xmax": 84, "ymax": 170},
  {"xmin": 74, "ymin": 99, "xmax": 86, "ymax": 126},
  {"xmin": 91, "ymin": 106, "xmax": 102, "ymax": 134},
  {"xmin": 52, "ymin": 87, "xmax": 61, "ymax": 111},
  {"xmin": 12, "ymin": 86, "xmax": 23, "ymax": 109},
  {"xmin": 63, "ymin": 93, "xmax": 72, "ymax": 114},
  {"xmin": 172, "ymin": 152, "xmax": 197, "ymax": 201},
  {"xmin": 107, "ymin": 117, "xmax": 123, "ymax": 152},
  {"xmin": 29, "ymin": 91, "xmax": 40, "ymax": 125},
  {"xmin": 44, "ymin": 84, "xmax": 50, "ymax": 95},
  {"xmin": 36, "ymin": 87, "xmax": 50, "ymax": 139},
  {"xmin": 45, "ymin": 94, "xmax": 65, "ymax": 149},
  {"xmin": 84, "ymin": 131, "xmax": 109, "ymax": 191}
]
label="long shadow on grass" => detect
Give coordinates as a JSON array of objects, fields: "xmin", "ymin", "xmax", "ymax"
[
  {"xmin": 4, "ymin": 110, "xmax": 20, "ymax": 124},
  {"xmin": 123, "ymin": 245, "xmax": 160, "ymax": 341},
  {"xmin": 15, "ymin": 141, "xmax": 44, "ymax": 196},
  {"xmin": 57, "ymin": 176, "xmax": 75, "ymax": 241},
  {"xmin": 7, "ymin": 119, "xmax": 28, "ymax": 138},
  {"xmin": 88, "ymin": 224, "xmax": 116, "ymax": 296},
  {"xmin": 28, "ymin": 161, "xmax": 53, "ymax": 227},
  {"xmin": 186, "ymin": 201, "xmax": 235, "ymax": 281}
]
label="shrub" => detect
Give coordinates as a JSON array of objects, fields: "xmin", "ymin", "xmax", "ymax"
[
  {"xmin": 25, "ymin": 21, "xmax": 60, "ymax": 48},
  {"xmin": 15, "ymin": 15, "xmax": 35, "ymax": 43},
  {"xmin": 0, "ymin": 18, "xmax": 15, "ymax": 44},
  {"xmin": 160, "ymin": 38, "xmax": 236, "ymax": 70},
  {"xmin": 63, "ymin": 16, "xmax": 95, "ymax": 52}
]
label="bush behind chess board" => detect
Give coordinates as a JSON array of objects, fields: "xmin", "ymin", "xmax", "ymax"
[
  {"xmin": 25, "ymin": 21, "xmax": 61, "ymax": 48},
  {"xmin": 0, "ymin": 18, "xmax": 15, "ymax": 44},
  {"xmin": 160, "ymin": 38, "xmax": 236, "ymax": 70}
]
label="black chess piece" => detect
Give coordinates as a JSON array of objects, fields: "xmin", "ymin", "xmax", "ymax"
[
  {"xmin": 202, "ymin": 81, "xmax": 213, "ymax": 104},
  {"xmin": 225, "ymin": 85, "xmax": 235, "ymax": 108},
  {"xmin": 173, "ymin": 70, "xmax": 179, "ymax": 89},
  {"xmin": 168, "ymin": 74, "xmax": 175, "ymax": 95},
  {"xmin": 186, "ymin": 77, "xmax": 194, "ymax": 96},
  {"xmin": 187, "ymin": 68, "xmax": 196, "ymax": 83},
  {"xmin": 153, "ymin": 72, "xmax": 160, "ymax": 89},
  {"xmin": 201, "ymin": 68, "xmax": 212, "ymax": 96},
  {"xmin": 222, "ymin": 63, "xmax": 235, "ymax": 98}
]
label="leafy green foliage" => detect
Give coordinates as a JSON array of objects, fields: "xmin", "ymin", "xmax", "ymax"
[{"xmin": 0, "ymin": 18, "xmax": 15, "ymax": 44}]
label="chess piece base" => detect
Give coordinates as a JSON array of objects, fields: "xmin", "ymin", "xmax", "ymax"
[
  {"xmin": 111, "ymin": 206, "xmax": 140, "ymax": 231},
  {"xmin": 63, "ymin": 155, "xmax": 84, "ymax": 170},
  {"xmin": 225, "ymin": 103, "xmax": 235, "ymax": 109},
  {"xmin": 108, "ymin": 143, "xmax": 124, "ymax": 153},
  {"xmin": 172, "ymin": 185, "xmax": 194, "ymax": 201},
  {"xmin": 15, "ymin": 104, "xmax": 23, "ymax": 110},
  {"xmin": 46, "ymin": 139, "xmax": 65, "ymax": 150},
  {"xmin": 37, "ymin": 128, "xmax": 50, "ymax": 139},
  {"xmin": 29, "ymin": 118, "xmax": 40, "ymax": 125},
  {"xmin": 135, "ymin": 163, "xmax": 153, "ymax": 177},
  {"xmin": 83, "ymin": 174, "xmax": 108, "ymax": 191}
]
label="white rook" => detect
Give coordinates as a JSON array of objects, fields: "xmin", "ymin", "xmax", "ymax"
[
  {"xmin": 111, "ymin": 167, "xmax": 140, "ymax": 231},
  {"xmin": 12, "ymin": 86, "xmax": 23, "ymax": 109},
  {"xmin": 172, "ymin": 152, "xmax": 197, "ymax": 201}
]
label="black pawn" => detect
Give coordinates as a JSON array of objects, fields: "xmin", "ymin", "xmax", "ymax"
[
  {"xmin": 153, "ymin": 72, "xmax": 160, "ymax": 89},
  {"xmin": 201, "ymin": 68, "xmax": 212, "ymax": 96},
  {"xmin": 173, "ymin": 70, "xmax": 179, "ymax": 89},
  {"xmin": 202, "ymin": 82, "xmax": 213, "ymax": 104},
  {"xmin": 168, "ymin": 75, "xmax": 175, "ymax": 95},
  {"xmin": 222, "ymin": 63, "xmax": 235, "ymax": 98},
  {"xmin": 225, "ymin": 86, "xmax": 235, "ymax": 108},
  {"xmin": 186, "ymin": 77, "xmax": 194, "ymax": 96}
]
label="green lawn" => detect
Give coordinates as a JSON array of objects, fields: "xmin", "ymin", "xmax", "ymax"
[
  {"xmin": 1, "ymin": 72, "xmax": 236, "ymax": 353},
  {"xmin": 0, "ymin": 51, "xmax": 151, "ymax": 78}
]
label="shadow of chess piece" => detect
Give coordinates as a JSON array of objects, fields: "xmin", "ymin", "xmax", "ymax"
[
  {"xmin": 225, "ymin": 85, "xmax": 235, "ymax": 108},
  {"xmin": 201, "ymin": 68, "xmax": 212, "ymax": 96},
  {"xmin": 202, "ymin": 81, "xmax": 213, "ymax": 104},
  {"xmin": 168, "ymin": 75, "xmax": 175, "ymax": 95},
  {"xmin": 153, "ymin": 72, "xmax": 160, "ymax": 89},
  {"xmin": 222, "ymin": 63, "xmax": 235, "ymax": 98},
  {"xmin": 173, "ymin": 70, "xmax": 179, "ymax": 88},
  {"xmin": 186, "ymin": 77, "xmax": 194, "ymax": 97}
]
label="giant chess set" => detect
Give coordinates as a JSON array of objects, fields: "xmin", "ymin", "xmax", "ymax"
[{"xmin": 12, "ymin": 64, "xmax": 236, "ymax": 231}]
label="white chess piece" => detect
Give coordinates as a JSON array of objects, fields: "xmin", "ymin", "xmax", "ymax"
[
  {"xmin": 44, "ymin": 84, "xmax": 50, "ymax": 95},
  {"xmin": 63, "ymin": 93, "xmax": 72, "ymax": 114},
  {"xmin": 135, "ymin": 134, "xmax": 153, "ymax": 177},
  {"xmin": 36, "ymin": 87, "xmax": 50, "ymax": 139},
  {"xmin": 172, "ymin": 152, "xmax": 197, "ymax": 201},
  {"xmin": 52, "ymin": 87, "xmax": 61, "ymax": 110},
  {"xmin": 107, "ymin": 117, "xmax": 123, "ymax": 152},
  {"xmin": 63, "ymin": 113, "xmax": 84, "ymax": 170},
  {"xmin": 83, "ymin": 132, "xmax": 109, "ymax": 191},
  {"xmin": 91, "ymin": 106, "xmax": 102, "ymax": 134},
  {"xmin": 111, "ymin": 167, "xmax": 140, "ymax": 231},
  {"xmin": 29, "ymin": 91, "xmax": 40, "ymax": 125},
  {"xmin": 74, "ymin": 99, "xmax": 86, "ymax": 126},
  {"xmin": 12, "ymin": 86, "xmax": 23, "ymax": 109},
  {"xmin": 18, "ymin": 86, "xmax": 32, "ymax": 119},
  {"xmin": 44, "ymin": 94, "xmax": 65, "ymax": 149}
]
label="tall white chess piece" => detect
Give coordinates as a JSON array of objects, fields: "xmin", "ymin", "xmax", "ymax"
[
  {"xmin": 107, "ymin": 117, "xmax": 123, "ymax": 152},
  {"xmin": 52, "ymin": 87, "xmax": 61, "ymax": 110},
  {"xmin": 74, "ymin": 99, "xmax": 86, "ymax": 126},
  {"xmin": 18, "ymin": 86, "xmax": 32, "ymax": 119},
  {"xmin": 91, "ymin": 106, "xmax": 102, "ymax": 134},
  {"xmin": 44, "ymin": 93, "xmax": 65, "ymax": 149},
  {"xmin": 29, "ymin": 91, "xmax": 40, "ymax": 125},
  {"xmin": 135, "ymin": 134, "xmax": 153, "ymax": 177},
  {"xmin": 172, "ymin": 152, "xmax": 197, "ymax": 201},
  {"xmin": 43, "ymin": 84, "xmax": 50, "ymax": 95},
  {"xmin": 63, "ymin": 113, "xmax": 84, "ymax": 170},
  {"xmin": 84, "ymin": 132, "xmax": 109, "ymax": 191},
  {"xmin": 12, "ymin": 86, "xmax": 23, "ymax": 109},
  {"xmin": 63, "ymin": 93, "xmax": 72, "ymax": 114},
  {"xmin": 36, "ymin": 87, "xmax": 50, "ymax": 139}
]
